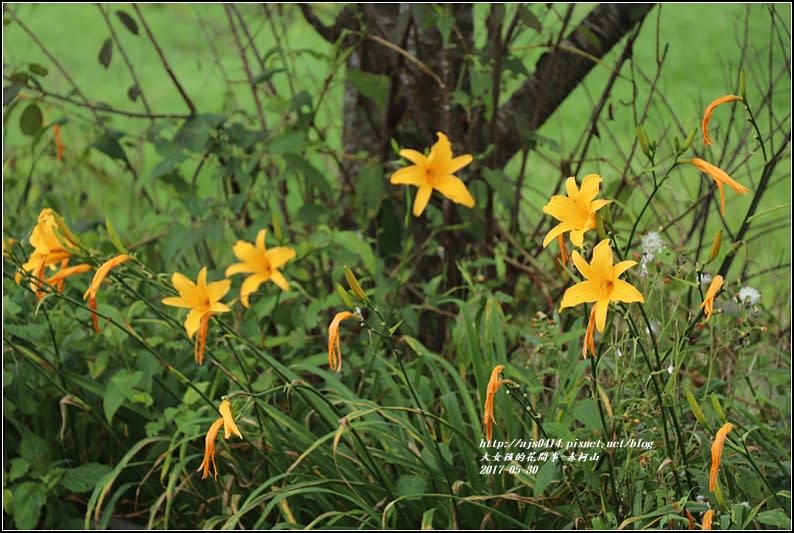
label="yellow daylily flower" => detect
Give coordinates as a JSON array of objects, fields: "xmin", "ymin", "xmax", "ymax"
[
  {"xmin": 225, "ymin": 229, "xmax": 296, "ymax": 308},
  {"xmin": 700, "ymin": 275, "xmax": 723, "ymax": 322},
  {"xmin": 161, "ymin": 267, "xmax": 231, "ymax": 365},
  {"xmin": 84, "ymin": 254, "xmax": 131, "ymax": 333},
  {"xmin": 560, "ymin": 240, "xmax": 644, "ymax": 357},
  {"xmin": 542, "ymin": 174, "xmax": 611, "ymax": 249},
  {"xmin": 482, "ymin": 365, "xmax": 505, "ymax": 443},
  {"xmin": 702, "ymin": 95, "xmax": 743, "ymax": 146},
  {"xmin": 328, "ymin": 311, "xmax": 355, "ymax": 373},
  {"xmin": 390, "ymin": 131, "xmax": 475, "ymax": 217},
  {"xmin": 197, "ymin": 418, "xmax": 224, "ymax": 480},
  {"xmin": 709, "ymin": 422, "xmax": 734, "ymax": 492},
  {"xmin": 688, "ymin": 158, "xmax": 750, "ymax": 216},
  {"xmin": 17, "ymin": 208, "xmax": 77, "ymax": 291}
]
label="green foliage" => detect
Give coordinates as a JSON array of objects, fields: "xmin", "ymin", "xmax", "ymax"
[{"xmin": 3, "ymin": 3, "xmax": 791, "ymax": 530}]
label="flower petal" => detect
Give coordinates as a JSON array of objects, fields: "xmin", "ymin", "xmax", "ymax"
[
  {"xmin": 612, "ymin": 260, "xmax": 638, "ymax": 278},
  {"xmin": 593, "ymin": 298, "xmax": 609, "ymax": 332},
  {"xmin": 225, "ymin": 262, "xmax": 256, "ymax": 276},
  {"xmin": 390, "ymin": 166, "xmax": 425, "ymax": 186},
  {"xmin": 413, "ymin": 185, "xmax": 434, "ymax": 217},
  {"xmin": 240, "ymin": 273, "xmax": 268, "ymax": 306},
  {"xmin": 542, "ymin": 222, "xmax": 574, "ymax": 248},
  {"xmin": 610, "ymin": 279, "xmax": 644, "ymax": 304},
  {"xmin": 578, "ymin": 173, "xmax": 602, "ymax": 204},
  {"xmin": 448, "ymin": 154, "xmax": 473, "ymax": 174},
  {"xmin": 590, "ymin": 240, "xmax": 614, "ymax": 278},
  {"xmin": 559, "ymin": 280, "xmax": 600, "ymax": 309},
  {"xmin": 571, "ymin": 251, "xmax": 592, "ymax": 279},
  {"xmin": 206, "ymin": 278, "xmax": 231, "ymax": 303},
  {"xmin": 269, "ymin": 270, "xmax": 290, "ymax": 291},
  {"xmin": 162, "ymin": 296, "xmax": 192, "ymax": 309},
  {"xmin": 564, "ymin": 177, "xmax": 579, "ymax": 198},
  {"xmin": 232, "ymin": 240, "xmax": 259, "ymax": 265},
  {"xmin": 266, "ymin": 246, "xmax": 296, "ymax": 269},
  {"xmin": 197, "ymin": 267, "xmax": 208, "ymax": 289},
  {"xmin": 430, "ymin": 132, "xmax": 452, "ymax": 165},
  {"xmin": 172, "ymin": 272, "xmax": 197, "ymax": 298},
  {"xmin": 185, "ymin": 308, "xmax": 204, "ymax": 338},
  {"xmin": 434, "ymin": 175, "xmax": 475, "ymax": 207},
  {"xmin": 255, "ymin": 229, "xmax": 267, "ymax": 252},
  {"xmin": 542, "ymin": 196, "xmax": 577, "ymax": 222},
  {"xmin": 399, "ymin": 149, "xmax": 427, "ymax": 166},
  {"xmin": 209, "ymin": 302, "xmax": 232, "ymax": 314},
  {"xmin": 589, "ymin": 199, "xmax": 612, "ymax": 213}
]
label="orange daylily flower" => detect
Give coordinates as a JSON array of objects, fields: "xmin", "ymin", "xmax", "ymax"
[
  {"xmin": 709, "ymin": 422, "xmax": 734, "ymax": 492},
  {"xmin": 702, "ymin": 95, "xmax": 743, "ymax": 146},
  {"xmin": 219, "ymin": 399, "xmax": 243, "ymax": 440},
  {"xmin": 390, "ymin": 131, "xmax": 475, "ymax": 217},
  {"xmin": 483, "ymin": 365, "xmax": 505, "ymax": 442},
  {"xmin": 542, "ymin": 174, "xmax": 611, "ymax": 249},
  {"xmin": 84, "ymin": 254, "xmax": 131, "ymax": 333},
  {"xmin": 560, "ymin": 240, "xmax": 644, "ymax": 357},
  {"xmin": 197, "ymin": 418, "xmax": 224, "ymax": 480},
  {"xmin": 225, "ymin": 229, "xmax": 296, "ymax": 308},
  {"xmin": 689, "ymin": 158, "xmax": 750, "ymax": 216},
  {"xmin": 328, "ymin": 311, "xmax": 355, "ymax": 372},
  {"xmin": 43, "ymin": 263, "xmax": 92, "ymax": 294},
  {"xmin": 161, "ymin": 267, "xmax": 231, "ymax": 365},
  {"xmin": 700, "ymin": 275, "xmax": 723, "ymax": 322},
  {"xmin": 52, "ymin": 124, "xmax": 64, "ymax": 160},
  {"xmin": 701, "ymin": 509, "xmax": 714, "ymax": 530},
  {"xmin": 197, "ymin": 400, "xmax": 244, "ymax": 480}
]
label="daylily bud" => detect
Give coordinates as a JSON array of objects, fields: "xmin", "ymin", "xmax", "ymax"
[
  {"xmin": 685, "ymin": 387, "xmax": 707, "ymax": 425},
  {"xmin": 707, "ymin": 229, "xmax": 722, "ymax": 263},
  {"xmin": 335, "ymin": 283, "xmax": 354, "ymax": 309},
  {"xmin": 681, "ymin": 128, "xmax": 697, "ymax": 153},
  {"xmin": 636, "ymin": 125, "xmax": 651, "ymax": 158},
  {"xmin": 344, "ymin": 266, "xmax": 368, "ymax": 303}
]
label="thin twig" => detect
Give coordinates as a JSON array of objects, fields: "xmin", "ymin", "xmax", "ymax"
[{"xmin": 132, "ymin": 3, "xmax": 196, "ymax": 115}]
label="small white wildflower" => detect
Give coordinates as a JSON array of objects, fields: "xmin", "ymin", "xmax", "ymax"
[
  {"xmin": 639, "ymin": 258, "xmax": 649, "ymax": 279},
  {"xmin": 699, "ymin": 273, "xmax": 713, "ymax": 285},
  {"xmin": 615, "ymin": 348, "xmax": 622, "ymax": 358},
  {"xmin": 737, "ymin": 286, "xmax": 761, "ymax": 307},
  {"xmin": 667, "ymin": 364, "xmax": 674, "ymax": 375},
  {"xmin": 646, "ymin": 320, "xmax": 661, "ymax": 336},
  {"xmin": 437, "ymin": 245, "xmax": 445, "ymax": 259},
  {"xmin": 641, "ymin": 232, "xmax": 664, "ymax": 261},
  {"xmin": 696, "ymin": 495, "xmax": 706, "ymax": 503}
]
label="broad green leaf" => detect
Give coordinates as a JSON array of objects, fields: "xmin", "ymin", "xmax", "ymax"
[
  {"xmin": 115, "ymin": 10, "xmax": 139, "ymax": 34},
  {"xmin": 333, "ymin": 231, "xmax": 377, "ymax": 274},
  {"xmin": 11, "ymin": 481, "xmax": 46, "ymax": 529},
  {"xmin": 98, "ymin": 37, "xmax": 113, "ymax": 68},
  {"xmin": 60, "ymin": 463, "xmax": 113, "ymax": 493},
  {"xmin": 19, "ymin": 103, "xmax": 43, "ymax": 136},
  {"xmin": 346, "ymin": 68, "xmax": 389, "ymax": 110}
]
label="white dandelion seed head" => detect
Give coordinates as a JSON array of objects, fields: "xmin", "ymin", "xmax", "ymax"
[
  {"xmin": 737, "ymin": 286, "xmax": 761, "ymax": 307},
  {"xmin": 699, "ymin": 273, "xmax": 713, "ymax": 285},
  {"xmin": 616, "ymin": 348, "xmax": 622, "ymax": 358},
  {"xmin": 641, "ymin": 232, "xmax": 664, "ymax": 260},
  {"xmin": 667, "ymin": 364, "xmax": 674, "ymax": 375}
]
